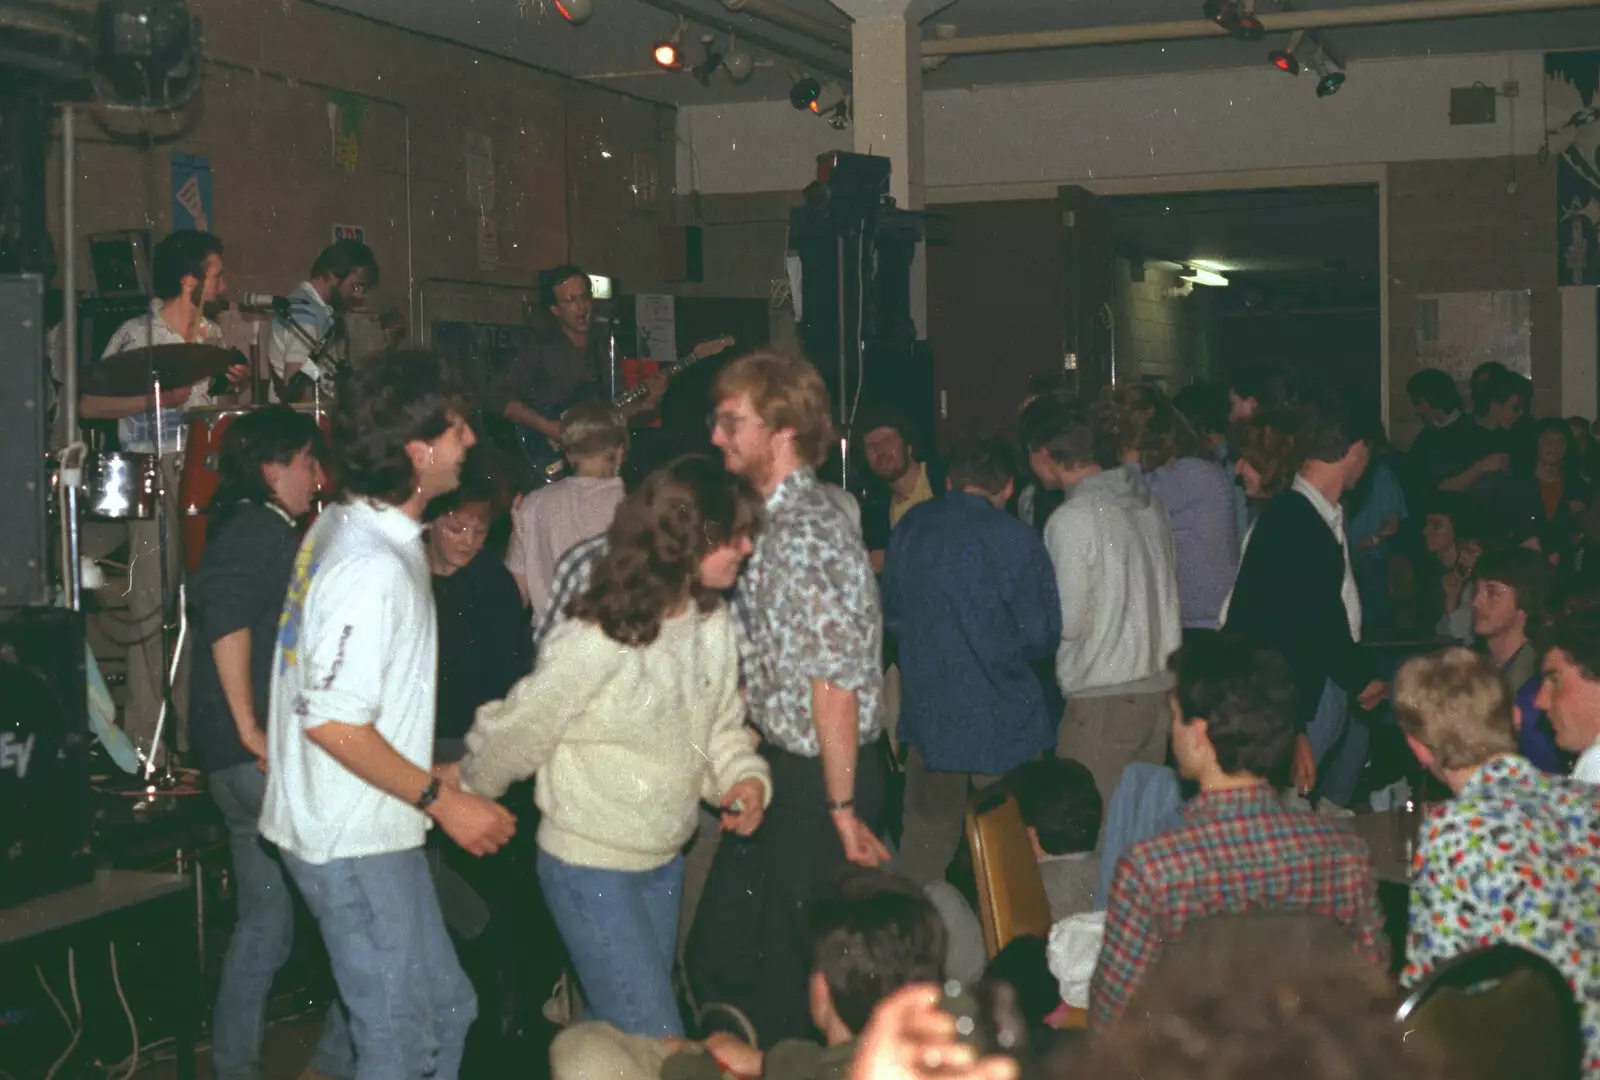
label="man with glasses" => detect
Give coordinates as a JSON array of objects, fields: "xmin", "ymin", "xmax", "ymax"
[{"xmin": 268, "ymin": 239, "xmax": 380, "ymax": 403}]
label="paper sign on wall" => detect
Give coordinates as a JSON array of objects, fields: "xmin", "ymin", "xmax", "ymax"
[
  {"xmin": 1415, "ymin": 290, "xmax": 1533, "ymax": 382},
  {"xmin": 170, "ymin": 152, "xmax": 213, "ymax": 232},
  {"xmin": 635, "ymin": 294, "xmax": 677, "ymax": 361},
  {"xmin": 333, "ymin": 224, "xmax": 365, "ymax": 244}
]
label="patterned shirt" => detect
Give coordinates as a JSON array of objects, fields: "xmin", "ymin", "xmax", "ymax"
[
  {"xmin": 739, "ymin": 468, "xmax": 883, "ymax": 756},
  {"xmin": 1090, "ymin": 785, "xmax": 1388, "ymax": 1029},
  {"xmin": 1401, "ymin": 755, "xmax": 1600, "ymax": 1077},
  {"xmin": 533, "ymin": 470, "xmax": 882, "ymax": 756},
  {"xmin": 99, "ymin": 300, "xmax": 223, "ymax": 453}
]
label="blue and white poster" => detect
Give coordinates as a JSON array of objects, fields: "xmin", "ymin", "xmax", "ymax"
[
  {"xmin": 1548, "ymin": 51, "xmax": 1600, "ymax": 285},
  {"xmin": 170, "ymin": 152, "xmax": 213, "ymax": 233}
]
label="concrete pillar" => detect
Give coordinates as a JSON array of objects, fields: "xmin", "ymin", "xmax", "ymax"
[{"xmin": 829, "ymin": 0, "xmax": 949, "ymax": 337}]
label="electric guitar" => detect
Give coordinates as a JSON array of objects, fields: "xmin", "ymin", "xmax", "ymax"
[{"xmin": 514, "ymin": 335, "xmax": 736, "ymax": 484}]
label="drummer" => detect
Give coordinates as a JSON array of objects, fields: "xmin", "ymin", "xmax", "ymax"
[
  {"xmin": 79, "ymin": 229, "xmax": 249, "ymax": 762},
  {"xmin": 266, "ymin": 239, "xmax": 379, "ymax": 404}
]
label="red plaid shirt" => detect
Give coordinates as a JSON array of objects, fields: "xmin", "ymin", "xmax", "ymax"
[{"xmin": 1089, "ymin": 785, "xmax": 1389, "ymax": 1029}]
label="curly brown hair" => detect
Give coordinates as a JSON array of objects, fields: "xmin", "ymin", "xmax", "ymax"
[
  {"xmin": 1233, "ymin": 406, "xmax": 1306, "ymax": 498},
  {"xmin": 567, "ymin": 455, "xmax": 762, "ymax": 647}
]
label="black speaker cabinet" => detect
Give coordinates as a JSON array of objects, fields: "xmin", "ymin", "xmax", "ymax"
[
  {"xmin": 0, "ymin": 274, "xmax": 48, "ymax": 607},
  {"xmin": 0, "ymin": 607, "xmax": 93, "ymax": 908}
]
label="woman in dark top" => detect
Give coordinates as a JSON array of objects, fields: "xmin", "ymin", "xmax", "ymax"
[
  {"xmin": 188, "ymin": 406, "xmax": 353, "ymax": 1080},
  {"xmin": 424, "ymin": 461, "xmax": 531, "ymax": 760}
]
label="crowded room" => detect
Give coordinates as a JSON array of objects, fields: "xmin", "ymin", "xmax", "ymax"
[{"xmin": 3, "ymin": 1, "xmax": 1600, "ymax": 1079}]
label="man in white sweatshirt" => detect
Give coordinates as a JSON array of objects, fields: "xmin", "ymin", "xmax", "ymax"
[{"xmin": 1020, "ymin": 394, "xmax": 1182, "ymax": 805}]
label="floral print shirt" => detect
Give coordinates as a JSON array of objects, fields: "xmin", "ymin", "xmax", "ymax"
[{"xmin": 1402, "ymin": 754, "xmax": 1600, "ymax": 1077}]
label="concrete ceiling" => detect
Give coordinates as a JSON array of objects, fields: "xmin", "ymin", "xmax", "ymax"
[{"xmin": 311, "ymin": 0, "xmax": 1600, "ymax": 105}]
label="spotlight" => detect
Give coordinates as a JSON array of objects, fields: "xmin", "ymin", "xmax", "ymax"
[
  {"xmin": 691, "ymin": 34, "xmax": 723, "ymax": 86},
  {"xmin": 790, "ymin": 74, "xmax": 821, "ymax": 110},
  {"xmin": 552, "ymin": 0, "xmax": 593, "ymax": 24},
  {"xmin": 652, "ymin": 15, "xmax": 685, "ymax": 70},
  {"xmin": 1202, "ymin": 0, "xmax": 1240, "ymax": 34},
  {"xmin": 1308, "ymin": 51, "xmax": 1345, "ymax": 97},
  {"xmin": 827, "ymin": 99, "xmax": 850, "ymax": 130},
  {"xmin": 1268, "ymin": 29, "xmax": 1303, "ymax": 75},
  {"xmin": 723, "ymin": 33, "xmax": 753, "ymax": 82},
  {"xmin": 1234, "ymin": 11, "xmax": 1263, "ymax": 40}
]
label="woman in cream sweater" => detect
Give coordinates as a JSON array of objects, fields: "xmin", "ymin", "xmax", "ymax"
[{"xmin": 453, "ymin": 455, "xmax": 770, "ymax": 1038}]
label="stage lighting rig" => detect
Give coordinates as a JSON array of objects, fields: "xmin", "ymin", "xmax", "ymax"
[
  {"xmin": 1309, "ymin": 49, "xmax": 1346, "ymax": 97},
  {"xmin": 1268, "ymin": 30, "xmax": 1303, "ymax": 75},
  {"xmin": 93, "ymin": 0, "xmax": 203, "ymax": 108},
  {"xmin": 652, "ymin": 16, "xmax": 685, "ymax": 70},
  {"xmin": 553, "ymin": 0, "xmax": 593, "ymax": 24},
  {"xmin": 790, "ymin": 73, "xmax": 821, "ymax": 110}
]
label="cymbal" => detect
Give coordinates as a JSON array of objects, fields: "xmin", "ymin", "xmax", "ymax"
[{"xmin": 80, "ymin": 344, "xmax": 247, "ymax": 398}]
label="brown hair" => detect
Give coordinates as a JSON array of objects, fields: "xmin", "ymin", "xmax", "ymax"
[
  {"xmin": 1393, "ymin": 647, "xmax": 1517, "ymax": 771},
  {"xmin": 567, "ymin": 455, "xmax": 762, "ymax": 647},
  {"xmin": 1233, "ymin": 406, "xmax": 1305, "ymax": 498},
  {"xmin": 712, "ymin": 348, "xmax": 835, "ymax": 468},
  {"xmin": 559, "ymin": 399, "xmax": 629, "ymax": 459}
]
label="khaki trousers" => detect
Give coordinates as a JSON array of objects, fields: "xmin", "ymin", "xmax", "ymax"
[
  {"xmin": 896, "ymin": 745, "xmax": 1002, "ymax": 888},
  {"xmin": 1055, "ymin": 690, "xmax": 1171, "ymax": 811}
]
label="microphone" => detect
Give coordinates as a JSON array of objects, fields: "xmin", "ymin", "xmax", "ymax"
[{"xmin": 238, "ymin": 293, "xmax": 292, "ymax": 314}]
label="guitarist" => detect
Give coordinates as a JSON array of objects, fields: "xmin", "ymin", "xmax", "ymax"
[{"xmin": 489, "ymin": 264, "xmax": 665, "ymax": 460}]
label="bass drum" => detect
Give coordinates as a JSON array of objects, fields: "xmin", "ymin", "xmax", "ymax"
[{"xmin": 179, "ymin": 405, "xmax": 332, "ymax": 573}]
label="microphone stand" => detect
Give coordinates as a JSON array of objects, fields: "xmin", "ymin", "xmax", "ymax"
[
  {"xmin": 141, "ymin": 354, "xmax": 180, "ymax": 789},
  {"xmin": 276, "ymin": 305, "xmax": 343, "ymax": 427}
]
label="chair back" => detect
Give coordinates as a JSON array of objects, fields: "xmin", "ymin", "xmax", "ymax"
[
  {"xmin": 1396, "ymin": 944, "xmax": 1582, "ymax": 1080},
  {"xmin": 966, "ymin": 787, "xmax": 1053, "ymax": 957}
]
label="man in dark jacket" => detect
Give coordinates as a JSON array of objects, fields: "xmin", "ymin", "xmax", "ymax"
[
  {"xmin": 1222, "ymin": 393, "xmax": 1387, "ymax": 803},
  {"xmin": 858, "ymin": 405, "xmax": 946, "ymax": 573}
]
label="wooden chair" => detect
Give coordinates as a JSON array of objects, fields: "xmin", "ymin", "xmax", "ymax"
[
  {"xmin": 965, "ymin": 786, "xmax": 1053, "ymax": 959},
  {"xmin": 1396, "ymin": 944, "xmax": 1583, "ymax": 1080}
]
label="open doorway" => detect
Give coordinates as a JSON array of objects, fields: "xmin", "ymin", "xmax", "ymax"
[{"xmin": 1106, "ymin": 185, "xmax": 1381, "ymax": 405}]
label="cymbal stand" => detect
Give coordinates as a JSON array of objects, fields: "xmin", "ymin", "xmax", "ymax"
[{"xmin": 140, "ymin": 362, "xmax": 181, "ymax": 788}]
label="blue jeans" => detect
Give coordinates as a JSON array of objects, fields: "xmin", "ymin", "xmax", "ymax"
[
  {"xmin": 1307, "ymin": 680, "xmax": 1369, "ymax": 808},
  {"xmin": 282, "ymin": 847, "xmax": 478, "ymax": 1080},
  {"xmin": 536, "ymin": 850, "xmax": 685, "ymax": 1037},
  {"xmin": 208, "ymin": 763, "xmax": 354, "ymax": 1080}
]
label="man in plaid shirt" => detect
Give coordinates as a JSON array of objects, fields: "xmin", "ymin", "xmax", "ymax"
[{"xmin": 1089, "ymin": 633, "xmax": 1388, "ymax": 1029}]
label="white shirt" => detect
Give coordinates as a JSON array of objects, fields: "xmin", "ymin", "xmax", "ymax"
[
  {"xmin": 260, "ymin": 500, "xmax": 438, "ymax": 864},
  {"xmin": 1290, "ymin": 473, "xmax": 1363, "ymax": 642},
  {"xmin": 100, "ymin": 300, "xmax": 223, "ymax": 453},
  {"xmin": 506, "ymin": 475, "xmax": 625, "ymax": 624},
  {"xmin": 266, "ymin": 282, "xmax": 335, "ymax": 403},
  {"xmin": 1575, "ymin": 741, "xmax": 1600, "ymax": 785}
]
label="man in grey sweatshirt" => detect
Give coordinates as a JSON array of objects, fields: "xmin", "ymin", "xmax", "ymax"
[{"xmin": 1019, "ymin": 395, "xmax": 1183, "ymax": 806}]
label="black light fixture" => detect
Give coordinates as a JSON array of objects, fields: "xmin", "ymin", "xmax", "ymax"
[
  {"xmin": 95, "ymin": 0, "xmax": 203, "ymax": 107},
  {"xmin": 552, "ymin": 0, "xmax": 593, "ymax": 24},
  {"xmin": 1267, "ymin": 29, "xmax": 1303, "ymax": 75},
  {"xmin": 1202, "ymin": 0, "xmax": 1241, "ymax": 34},
  {"xmin": 789, "ymin": 74, "xmax": 821, "ymax": 110},
  {"xmin": 1309, "ymin": 51, "xmax": 1346, "ymax": 97},
  {"xmin": 691, "ymin": 34, "xmax": 723, "ymax": 86},
  {"xmin": 652, "ymin": 15, "xmax": 685, "ymax": 70}
]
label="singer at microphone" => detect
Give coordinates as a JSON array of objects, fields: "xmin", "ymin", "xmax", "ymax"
[
  {"xmin": 265, "ymin": 238, "xmax": 381, "ymax": 404},
  {"xmin": 238, "ymin": 292, "xmax": 292, "ymax": 315}
]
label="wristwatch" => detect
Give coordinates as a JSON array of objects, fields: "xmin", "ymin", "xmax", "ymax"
[
  {"xmin": 415, "ymin": 777, "xmax": 442, "ymax": 811},
  {"xmin": 827, "ymin": 797, "xmax": 854, "ymax": 813}
]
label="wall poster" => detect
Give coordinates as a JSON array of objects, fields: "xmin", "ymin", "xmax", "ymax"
[{"xmin": 1548, "ymin": 51, "xmax": 1600, "ymax": 285}]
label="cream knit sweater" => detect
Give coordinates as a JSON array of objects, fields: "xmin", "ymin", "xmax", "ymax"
[{"xmin": 459, "ymin": 605, "xmax": 771, "ymax": 872}]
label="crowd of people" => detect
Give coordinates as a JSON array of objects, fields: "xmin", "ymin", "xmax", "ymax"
[{"xmin": 90, "ymin": 240, "xmax": 1600, "ymax": 1080}]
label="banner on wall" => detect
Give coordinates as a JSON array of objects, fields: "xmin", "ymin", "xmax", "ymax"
[
  {"xmin": 1548, "ymin": 51, "xmax": 1600, "ymax": 285},
  {"xmin": 328, "ymin": 92, "xmax": 364, "ymax": 172},
  {"xmin": 170, "ymin": 152, "xmax": 213, "ymax": 232}
]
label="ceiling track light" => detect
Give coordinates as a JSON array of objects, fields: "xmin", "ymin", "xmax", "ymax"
[
  {"xmin": 552, "ymin": 0, "xmax": 593, "ymax": 24},
  {"xmin": 1308, "ymin": 50, "xmax": 1346, "ymax": 97},
  {"xmin": 691, "ymin": 33, "xmax": 723, "ymax": 86},
  {"xmin": 1268, "ymin": 29, "xmax": 1303, "ymax": 75},
  {"xmin": 652, "ymin": 15, "xmax": 686, "ymax": 70},
  {"xmin": 1202, "ymin": 0, "xmax": 1263, "ymax": 42},
  {"xmin": 723, "ymin": 32, "xmax": 753, "ymax": 83},
  {"xmin": 790, "ymin": 71, "xmax": 821, "ymax": 110}
]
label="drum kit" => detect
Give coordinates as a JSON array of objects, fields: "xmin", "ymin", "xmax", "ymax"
[{"xmin": 62, "ymin": 341, "xmax": 334, "ymax": 786}]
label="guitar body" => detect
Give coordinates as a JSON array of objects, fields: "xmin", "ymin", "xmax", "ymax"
[{"xmin": 497, "ymin": 336, "xmax": 735, "ymax": 486}]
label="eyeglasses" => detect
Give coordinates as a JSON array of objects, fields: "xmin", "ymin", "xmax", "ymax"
[{"xmin": 709, "ymin": 411, "xmax": 764, "ymax": 436}]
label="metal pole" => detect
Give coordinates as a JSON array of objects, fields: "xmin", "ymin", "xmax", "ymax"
[{"xmin": 61, "ymin": 104, "xmax": 78, "ymax": 442}]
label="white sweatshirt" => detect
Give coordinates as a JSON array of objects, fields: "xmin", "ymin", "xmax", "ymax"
[
  {"xmin": 460, "ymin": 606, "xmax": 771, "ymax": 872},
  {"xmin": 1044, "ymin": 466, "xmax": 1182, "ymax": 698}
]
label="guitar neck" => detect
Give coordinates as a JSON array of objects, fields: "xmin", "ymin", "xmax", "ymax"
[{"xmin": 612, "ymin": 351, "xmax": 697, "ymax": 408}]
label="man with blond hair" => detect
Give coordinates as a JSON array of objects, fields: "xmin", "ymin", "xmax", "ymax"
[
  {"xmin": 1393, "ymin": 647, "xmax": 1600, "ymax": 1076},
  {"xmin": 685, "ymin": 348, "xmax": 892, "ymax": 1045}
]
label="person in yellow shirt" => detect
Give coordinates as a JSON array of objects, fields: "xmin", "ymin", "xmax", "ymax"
[{"xmin": 859, "ymin": 405, "xmax": 946, "ymax": 574}]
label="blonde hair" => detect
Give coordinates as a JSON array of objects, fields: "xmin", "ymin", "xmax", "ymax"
[
  {"xmin": 712, "ymin": 348, "xmax": 835, "ymax": 468},
  {"xmin": 1393, "ymin": 647, "xmax": 1517, "ymax": 770},
  {"xmin": 559, "ymin": 399, "xmax": 629, "ymax": 460}
]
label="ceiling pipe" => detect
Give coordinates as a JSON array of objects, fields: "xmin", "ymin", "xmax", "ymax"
[
  {"xmin": 921, "ymin": 0, "xmax": 1600, "ymax": 56},
  {"xmin": 723, "ymin": 0, "xmax": 853, "ymax": 51},
  {"xmin": 634, "ymin": 0, "xmax": 850, "ymax": 76}
]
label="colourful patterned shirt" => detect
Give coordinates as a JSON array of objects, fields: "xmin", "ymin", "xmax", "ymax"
[
  {"xmin": 1090, "ymin": 785, "xmax": 1388, "ymax": 1029},
  {"xmin": 1402, "ymin": 755, "xmax": 1600, "ymax": 1077}
]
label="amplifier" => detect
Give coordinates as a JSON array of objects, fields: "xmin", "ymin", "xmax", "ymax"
[
  {"xmin": 0, "ymin": 275, "xmax": 48, "ymax": 607},
  {"xmin": 0, "ymin": 607, "xmax": 93, "ymax": 908}
]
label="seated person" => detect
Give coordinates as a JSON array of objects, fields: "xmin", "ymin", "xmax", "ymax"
[
  {"xmin": 1471, "ymin": 546, "xmax": 1564, "ymax": 772},
  {"xmin": 1005, "ymin": 758, "xmax": 1102, "ymax": 920},
  {"xmin": 506, "ymin": 399, "xmax": 628, "ymax": 620},
  {"xmin": 1392, "ymin": 647, "xmax": 1600, "ymax": 1072},
  {"xmin": 425, "ymin": 455, "xmax": 531, "ymax": 760},
  {"xmin": 549, "ymin": 869, "xmax": 944, "ymax": 1080},
  {"xmin": 1088, "ymin": 632, "xmax": 1388, "ymax": 1030},
  {"xmin": 1419, "ymin": 490, "xmax": 1486, "ymax": 642}
]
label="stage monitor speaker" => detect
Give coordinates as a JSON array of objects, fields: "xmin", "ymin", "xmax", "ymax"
[
  {"xmin": 0, "ymin": 274, "xmax": 48, "ymax": 607},
  {"xmin": 0, "ymin": 607, "xmax": 93, "ymax": 908}
]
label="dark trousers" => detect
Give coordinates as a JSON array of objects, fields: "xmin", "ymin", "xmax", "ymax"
[{"xmin": 684, "ymin": 739, "xmax": 888, "ymax": 1045}]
